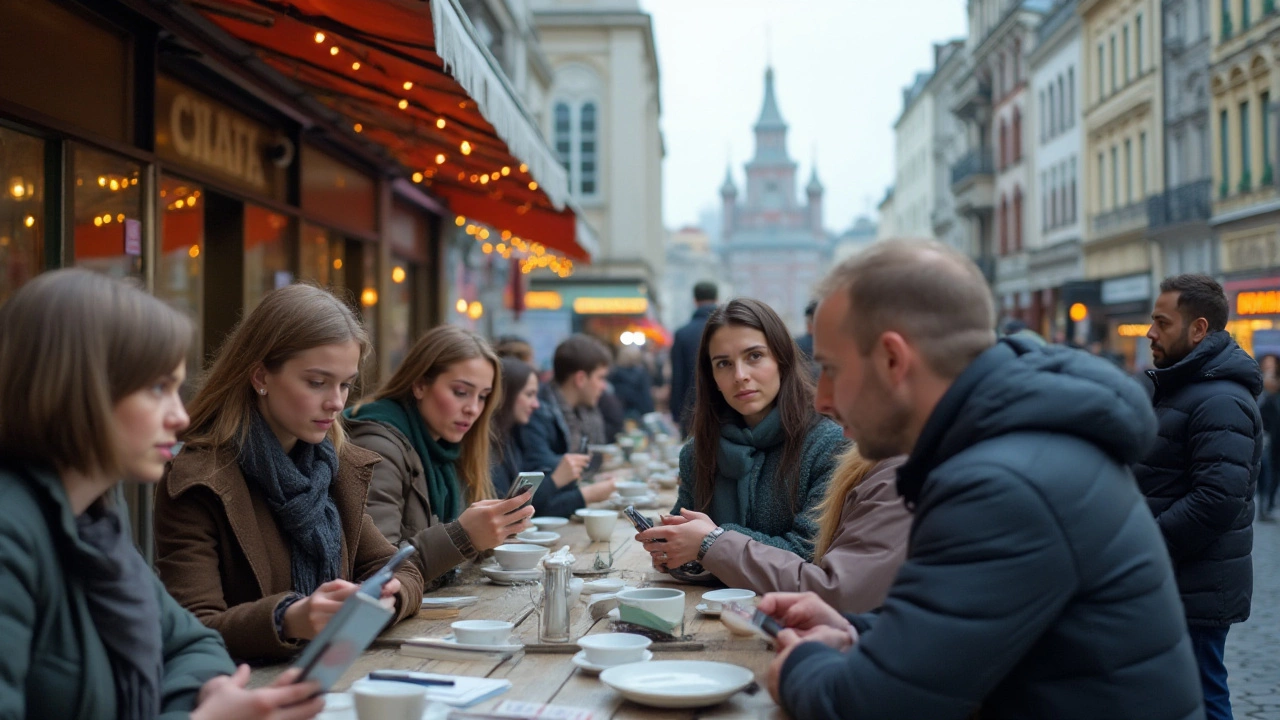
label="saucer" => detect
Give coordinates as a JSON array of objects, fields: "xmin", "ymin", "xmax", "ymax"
[
  {"xmin": 437, "ymin": 635, "xmax": 525, "ymax": 652},
  {"xmin": 607, "ymin": 492, "xmax": 661, "ymax": 510},
  {"xmin": 531, "ymin": 516, "xmax": 569, "ymax": 529},
  {"xmin": 695, "ymin": 603, "xmax": 720, "ymax": 617},
  {"xmin": 599, "ymin": 660, "xmax": 755, "ymax": 709},
  {"xmin": 480, "ymin": 565, "xmax": 541, "ymax": 585},
  {"xmin": 515, "ymin": 530, "xmax": 561, "ymax": 546},
  {"xmin": 572, "ymin": 649, "xmax": 653, "ymax": 675}
]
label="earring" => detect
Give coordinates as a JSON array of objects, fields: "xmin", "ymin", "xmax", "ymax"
[{"xmin": 258, "ymin": 388, "xmax": 266, "ymax": 396}]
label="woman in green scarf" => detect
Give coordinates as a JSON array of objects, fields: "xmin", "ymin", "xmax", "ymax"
[
  {"xmin": 636, "ymin": 298, "xmax": 846, "ymax": 573},
  {"xmin": 346, "ymin": 326, "xmax": 534, "ymax": 585}
]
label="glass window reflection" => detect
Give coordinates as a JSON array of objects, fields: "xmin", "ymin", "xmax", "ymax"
[
  {"xmin": 72, "ymin": 143, "xmax": 142, "ymax": 279},
  {"xmin": 0, "ymin": 127, "xmax": 45, "ymax": 304}
]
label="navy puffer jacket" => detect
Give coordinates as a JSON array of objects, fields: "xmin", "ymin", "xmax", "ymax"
[
  {"xmin": 780, "ymin": 337, "xmax": 1203, "ymax": 720},
  {"xmin": 1134, "ymin": 330, "xmax": 1262, "ymax": 626}
]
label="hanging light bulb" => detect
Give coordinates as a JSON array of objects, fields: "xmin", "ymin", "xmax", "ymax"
[
  {"xmin": 501, "ymin": 166, "xmax": 510, "ymax": 176},
  {"xmin": 435, "ymin": 153, "xmax": 446, "ymax": 165},
  {"xmin": 352, "ymin": 61, "xmax": 361, "ymax": 70},
  {"xmin": 412, "ymin": 172, "xmax": 424, "ymax": 183},
  {"xmin": 398, "ymin": 99, "xmax": 409, "ymax": 110},
  {"xmin": 353, "ymin": 123, "xmax": 363, "ymax": 132},
  {"xmin": 455, "ymin": 215, "xmax": 466, "ymax": 226},
  {"xmin": 403, "ymin": 81, "xmax": 414, "ymax": 90},
  {"xmin": 436, "ymin": 118, "xmax": 446, "ymax": 129},
  {"xmin": 314, "ymin": 31, "xmax": 326, "ymax": 43},
  {"xmin": 460, "ymin": 141, "xmax": 472, "ymax": 155},
  {"xmin": 528, "ymin": 181, "xmax": 538, "ymax": 191},
  {"xmin": 329, "ymin": 46, "xmax": 340, "ymax": 56}
]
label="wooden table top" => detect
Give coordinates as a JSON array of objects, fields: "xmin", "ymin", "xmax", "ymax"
[{"xmin": 250, "ymin": 488, "xmax": 784, "ymax": 719}]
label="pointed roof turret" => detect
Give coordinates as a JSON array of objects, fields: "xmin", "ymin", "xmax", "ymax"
[
  {"xmin": 807, "ymin": 161, "xmax": 823, "ymax": 195},
  {"xmin": 754, "ymin": 66, "xmax": 786, "ymax": 132},
  {"xmin": 720, "ymin": 164, "xmax": 738, "ymax": 196}
]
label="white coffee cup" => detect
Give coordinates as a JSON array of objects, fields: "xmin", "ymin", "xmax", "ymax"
[
  {"xmin": 615, "ymin": 480, "xmax": 649, "ymax": 498},
  {"xmin": 451, "ymin": 619, "xmax": 514, "ymax": 646},
  {"xmin": 615, "ymin": 587, "xmax": 685, "ymax": 629},
  {"xmin": 580, "ymin": 509, "xmax": 618, "ymax": 542},
  {"xmin": 576, "ymin": 632, "xmax": 652, "ymax": 666},
  {"xmin": 701, "ymin": 588, "xmax": 756, "ymax": 613},
  {"xmin": 492, "ymin": 543, "xmax": 548, "ymax": 570},
  {"xmin": 351, "ymin": 679, "xmax": 427, "ymax": 720}
]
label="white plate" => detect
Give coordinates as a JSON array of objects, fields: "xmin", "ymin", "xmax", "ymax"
[
  {"xmin": 479, "ymin": 565, "xmax": 541, "ymax": 585},
  {"xmin": 599, "ymin": 660, "xmax": 755, "ymax": 709},
  {"xmin": 695, "ymin": 603, "xmax": 720, "ymax": 617},
  {"xmin": 434, "ymin": 635, "xmax": 525, "ymax": 652},
  {"xmin": 531, "ymin": 516, "xmax": 569, "ymax": 529},
  {"xmin": 515, "ymin": 531, "xmax": 561, "ymax": 546},
  {"xmin": 572, "ymin": 649, "xmax": 653, "ymax": 675},
  {"xmin": 421, "ymin": 595, "xmax": 479, "ymax": 608}
]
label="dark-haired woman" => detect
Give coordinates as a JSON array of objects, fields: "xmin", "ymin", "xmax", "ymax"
[
  {"xmin": 491, "ymin": 356, "xmax": 612, "ymax": 515},
  {"xmin": 636, "ymin": 298, "xmax": 846, "ymax": 571}
]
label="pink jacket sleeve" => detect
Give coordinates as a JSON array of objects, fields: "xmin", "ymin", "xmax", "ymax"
[{"xmin": 701, "ymin": 457, "xmax": 912, "ymax": 613}]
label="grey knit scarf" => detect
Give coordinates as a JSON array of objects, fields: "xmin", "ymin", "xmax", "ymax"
[
  {"xmin": 76, "ymin": 503, "xmax": 162, "ymax": 720},
  {"xmin": 237, "ymin": 408, "xmax": 342, "ymax": 596}
]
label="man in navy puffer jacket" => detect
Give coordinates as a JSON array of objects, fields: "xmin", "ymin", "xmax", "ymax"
[
  {"xmin": 1134, "ymin": 274, "xmax": 1262, "ymax": 720},
  {"xmin": 761, "ymin": 240, "xmax": 1203, "ymax": 720}
]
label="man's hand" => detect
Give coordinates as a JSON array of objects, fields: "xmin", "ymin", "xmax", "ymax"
[
  {"xmin": 765, "ymin": 625, "xmax": 857, "ymax": 705},
  {"xmin": 757, "ymin": 591, "xmax": 854, "ymax": 634}
]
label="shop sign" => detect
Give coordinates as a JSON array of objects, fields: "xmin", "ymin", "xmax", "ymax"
[
  {"xmin": 1236, "ymin": 291, "xmax": 1280, "ymax": 316},
  {"xmin": 1101, "ymin": 274, "xmax": 1151, "ymax": 305},
  {"xmin": 572, "ymin": 297, "xmax": 648, "ymax": 315},
  {"xmin": 1116, "ymin": 323, "xmax": 1149, "ymax": 337},
  {"xmin": 524, "ymin": 291, "xmax": 563, "ymax": 310},
  {"xmin": 155, "ymin": 76, "xmax": 285, "ymax": 198}
]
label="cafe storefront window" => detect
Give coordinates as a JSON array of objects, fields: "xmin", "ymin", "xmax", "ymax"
[
  {"xmin": 72, "ymin": 143, "xmax": 143, "ymax": 280},
  {"xmin": 0, "ymin": 126, "xmax": 44, "ymax": 304},
  {"xmin": 1225, "ymin": 278, "xmax": 1280, "ymax": 356},
  {"xmin": 244, "ymin": 204, "xmax": 293, "ymax": 311},
  {"xmin": 299, "ymin": 222, "xmax": 345, "ymax": 289},
  {"xmin": 156, "ymin": 176, "xmax": 204, "ymax": 367}
]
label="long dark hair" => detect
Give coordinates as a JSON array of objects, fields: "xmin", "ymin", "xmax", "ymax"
[
  {"xmin": 495, "ymin": 356, "xmax": 536, "ymax": 434},
  {"xmin": 691, "ymin": 298, "xmax": 817, "ymax": 512}
]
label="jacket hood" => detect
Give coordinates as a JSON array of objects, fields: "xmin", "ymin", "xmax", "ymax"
[
  {"xmin": 1147, "ymin": 330, "xmax": 1262, "ymax": 400},
  {"xmin": 898, "ymin": 337, "xmax": 1157, "ymax": 501}
]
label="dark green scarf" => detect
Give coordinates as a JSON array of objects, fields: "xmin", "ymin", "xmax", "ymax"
[{"xmin": 346, "ymin": 398, "xmax": 464, "ymax": 522}]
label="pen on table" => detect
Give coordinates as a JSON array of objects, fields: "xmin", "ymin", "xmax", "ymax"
[{"xmin": 368, "ymin": 671, "xmax": 456, "ymax": 687}]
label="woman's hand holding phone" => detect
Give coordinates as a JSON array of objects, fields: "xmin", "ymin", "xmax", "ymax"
[
  {"xmin": 282, "ymin": 580, "xmax": 361, "ymax": 641},
  {"xmin": 458, "ymin": 495, "xmax": 535, "ymax": 552}
]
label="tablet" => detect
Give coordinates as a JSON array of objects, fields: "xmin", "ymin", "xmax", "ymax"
[{"xmin": 292, "ymin": 592, "xmax": 395, "ymax": 690}]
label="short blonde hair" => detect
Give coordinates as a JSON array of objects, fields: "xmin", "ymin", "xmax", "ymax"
[
  {"xmin": 184, "ymin": 283, "xmax": 369, "ymax": 453},
  {"xmin": 353, "ymin": 325, "xmax": 501, "ymax": 505},
  {"xmin": 0, "ymin": 270, "xmax": 192, "ymax": 477},
  {"xmin": 816, "ymin": 240, "xmax": 996, "ymax": 379}
]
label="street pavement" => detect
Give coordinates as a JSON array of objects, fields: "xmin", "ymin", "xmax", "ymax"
[{"xmin": 1227, "ymin": 516, "xmax": 1280, "ymax": 719}]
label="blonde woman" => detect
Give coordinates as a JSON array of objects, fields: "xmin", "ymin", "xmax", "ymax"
[
  {"xmin": 155, "ymin": 284, "xmax": 424, "ymax": 663},
  {"xmin": 0, "ymin": 270, "xmax": 324, "ymax": 719},
  {"xmin": 346, "ymin": 326, "xmax": 535, "ymax": 585},
  {"xmin": 702, "ymin": 448, "xmax": 911, "ymax": 612}
]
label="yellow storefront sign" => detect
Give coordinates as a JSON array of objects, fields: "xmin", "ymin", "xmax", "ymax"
[
  {"xmin": 1237, "ymin": 291, "xmax": 1280, "ymax": 316},
  {"xmin": 572, "ymin": 297, "xmax": 649, "ymax": 315},
  {"xmin": 524, "ymin": 291, "xmax": 563, "ymax": 310}
]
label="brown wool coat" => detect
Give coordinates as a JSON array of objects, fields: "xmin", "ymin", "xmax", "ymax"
[
  {"xmin": 345, "ymin": 418, "xmax": 471, "ymax": 584},
  {"xmin": 702, "ymin": 456, "xmax": 911, "ymax": 613},
  {"xmin": 153, "ymin": 442, "xmax": 423, "ymax": 662}
]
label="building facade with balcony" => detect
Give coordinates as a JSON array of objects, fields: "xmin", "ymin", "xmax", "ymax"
[
  {"xmin": 1081, "ymin": 0, "xmax": 1163, "ymax": 367},
  {"xmin": 1028, "ymin": 0, "xmax": 1086, "ymax": 340},
  {"xmin": 895, "ymin": 71, "xmax": 939, "ymax": 238},
  {"xmin": 930, "ymin": 40, "xmax": 973, "ymax": 255},
  {"xmin": 1208, "ymin": 0, "xmax": 1280, "ymax": 354},
  {"xmin": 1151, "ymin": 0, "xmax": 1215, "ymax": 278}
]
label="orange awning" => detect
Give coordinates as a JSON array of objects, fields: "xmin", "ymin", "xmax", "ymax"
[{"xmin": 181, "ymin": 0, "xmax": 595, "ymax": 262}]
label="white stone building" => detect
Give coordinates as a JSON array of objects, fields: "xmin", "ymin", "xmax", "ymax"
[{"xmin": 894, "ymin": 72, "xmax": 938, "ymax": 238}]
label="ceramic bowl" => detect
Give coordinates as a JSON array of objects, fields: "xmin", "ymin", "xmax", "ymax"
[
  {"xmin": 492, "ymin": 543, "xmax": 549, "ymax": 570},
  {"xmin": 576, "ymin": 632, "xmax": 652, "ymax": 666},
  {"xmin": 615, "ymin": 481, "xmax": 650, "ymax": 498},
  {"xmin": 450, "ymin": 619, "xmax": 514, "ymax": 646},
  {"xmin": 701, "ymin": 588, "xmax": 756, "ymax": 613}
]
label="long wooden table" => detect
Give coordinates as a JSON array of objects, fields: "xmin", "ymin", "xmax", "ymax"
[{"xmin": 251, "ymin": 489, "xmax": 784, "ymax": 719}]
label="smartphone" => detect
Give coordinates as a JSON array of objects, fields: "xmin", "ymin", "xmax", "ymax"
[
  {"xmin": 357, "ymin": 544, "xmax": 416, "ymax": 598},
  {"xmin": 582, "ymin": 451, "xmax": 604, "ymax": 480},
  {"xmin": 623, "ymin": 505, "xmax": 654, "ymax": 532},
  {"xmin": 505, "ymin": 471, "xmax": 545, "ymax": 511},
  {"xmin": 578, "ymin": 435, "xmax": 591, "ymax": 454}
]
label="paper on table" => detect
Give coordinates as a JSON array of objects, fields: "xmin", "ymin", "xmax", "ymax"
[{"xmin": 358, "ymin": 671, "xmax": 510, "ymax": 708}]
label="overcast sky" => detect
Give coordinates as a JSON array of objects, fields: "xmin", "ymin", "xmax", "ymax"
[{"xmin": 639, "ymin": 0, "xmax": 969, "ymax": 235}]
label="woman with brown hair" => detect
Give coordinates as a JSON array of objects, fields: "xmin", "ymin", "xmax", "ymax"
[
  {"xmin": 701, "ymin": 448, "xmax": 911, "ymax": 612},
  {"xmin": 345, "ymin": 326, "xmax": 534, "ymax": 585},
  {"xmin": 636, "ymin": 298, "xmax": 846, "ymax": 571},
  {"xmin": 155, "ymin": 284, "xmax": 423, "ymax": 663},
  {"xmin": 0, "ymin": 270, "xmax": 324, "ymax": 719}
]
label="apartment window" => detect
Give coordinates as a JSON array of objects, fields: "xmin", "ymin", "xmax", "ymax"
[
  {"xmin": 1042, "ymin": 172, "xmax": 1050, "ymax": 231},
  {"xmin": 1049, "ymin": 86, "xmax": 1057, "ymax": 137},
  {"xmin": 1221, "ymin": 108, "xmax": 1230, "ymax": 196},
  {"xmin": 1263, "ymin": 92, "xmax": 1272, "ymax": 183},
  {"xmin": 1070, "ymin": 156, "xmax": 1078, "ymax": 221},
  {"xmin": 579, "ymin": 102, "xmax": 598, "ymax": 196},
  {"xmin": 1068, "ymin": 67, "xmax": 1075, "ymax": 122},
  {"xmin": 1000, "ymin": 195, "xmax": 1009, "ymax": 254},
  {"xmin": 1243, "ymin": 0, "xmax": 1252, "ymax": 28},
  {"xmin": 552, "ymin": 99, "xmax": 600, "ymax": 199},
  {"xmin": 1000, "ymin": 119, "xmax": 1009, "ymax": 168},
  {"xmin": 1111, "ymin": 146, "xmax": 1119, "ymax": 207},
  {"xmin": 554, "ymin": 103, "xmax": 571, "ymax": 170},
  {"xmin": 1098, "ymin": 44, "xmax": 1106, "ymax": 101},
  {"xmin": 1140, "ymin": 132, "xmax": 1149, "ymax": 196},
  {"xmin": 1040, "ymin": 90, "xmax": 1047, "ymax": 142},
  {"xmin": 1013, "ymin": 188, "xmax": 1023, "ymax": 251},
  {"xmin": 1222, "ymin": 0, "xmax": 1233, "ymax": 39},
  {"xmin": 1098, "ymin": 152, "xmax": 1106, "ymax": 208},
  {"xmin": 1242, "ymin": 99, "xmax": 1252, "ymax": 189},
  {"xmin": 1123, "ymin": 25, "xmax": 1131, "ymax": 82},
  {"xmin": 1110, "ymin": 35, "xmax": 1117, "ymax": 93},
  {"xmin": 1013, "ymin": 108, "xmax": 1022, "ymax": 162},
  {"xmin": 1125, "ymin": 139, "xmax": 1134, "ymax": 203},
  {"xmin": 1136, "ymin": 14, "xmax": 1144, "ymax": 73},
  {"xmin": 1058, "ymin": 75, "xmax": 1067, "ymax": 130}
]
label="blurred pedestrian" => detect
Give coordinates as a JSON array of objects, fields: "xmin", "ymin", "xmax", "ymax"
[
  {"xmin": 1258, "ymin": 354, "xmax": 1280, "ymax": 522},
  {"xmin": 1135, "ymin": 275, "xmax": 1262, "ymax": 720},
  {"xmin": 764, "ymin": 240, "xmax": 1201, "ymax": 719},
  {"xmin": 671, "ymin": 281, "xmax": 718, "ymax": 436},
  {"xmin": 609, "ymin": 345, "xmax": 655, "ymax": 420}
]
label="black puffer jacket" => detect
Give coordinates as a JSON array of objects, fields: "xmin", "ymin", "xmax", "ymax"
[
  {"xmin": 780, "ymin": 338, "xmax": 1203, "ymax": 720},
  {"xmin": 1134, "ymin": 330, "xmax": 1261, "ymax": 627}
]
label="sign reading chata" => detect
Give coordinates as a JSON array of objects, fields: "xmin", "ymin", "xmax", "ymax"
[{"xmin": 155, "ymin": 76, "xmax": 286, "ymax": 200}]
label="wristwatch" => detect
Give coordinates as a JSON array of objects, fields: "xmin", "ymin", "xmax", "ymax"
[{"xmin": 697, "ymin": 526, "xmax": 726, "ymax": 562}]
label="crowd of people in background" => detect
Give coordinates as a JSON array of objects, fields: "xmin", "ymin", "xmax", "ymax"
[{"xmin": 0, "ymin": 237, "xmax": 1266, "ymax": 719}]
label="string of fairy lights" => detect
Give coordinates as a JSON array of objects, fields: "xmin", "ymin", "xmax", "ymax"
[{"xmin": 298, "ymin": 28, "xmax": 574, "ymax": 278}]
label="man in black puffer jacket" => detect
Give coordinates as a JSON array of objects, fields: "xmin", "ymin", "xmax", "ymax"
[
  {"xmin": 1134, "ymin": 274, "xmax": 1262, "ymax": 720},
  {"xmin": 761, "ymin": 240, "xmax": 1202, "ymax": 720}
]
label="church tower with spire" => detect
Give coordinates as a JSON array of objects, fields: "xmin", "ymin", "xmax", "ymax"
[{"xmin": 718, "ymin": 66, "xmax": 832, "ymax": 332}]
